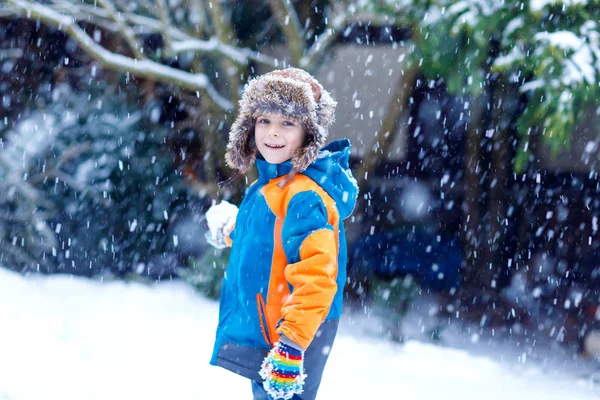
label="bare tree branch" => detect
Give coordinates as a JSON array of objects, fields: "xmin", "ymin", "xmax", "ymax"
[
  {"xmin": 5, "ymin": 0, "xmax": 278, "ymax": 68},
  {"xmin": 173, "ymin": 38, "xmax": 281, "ymax": 68},
  {"xmin": 205, "ymin": 0, "xmax": 242, "ymax": 103},
  {"xmin": 85, "ymin": 2, "xmax": 279, "ymax": 67},
  {"xmin": 301, "ymin": 12, "xmax": 351, "ymax": 69},
  {"xmin": 187, "ymin": 0, "xmax": 209, "ymax": 36},
  {"xmin": 155, "ymin": 0, "xmax": 174, "ymax": 56},
  {"xmin": 268, "ymin": 0, "xmax": 305, "ymax": 65},
  {"xmin": 7, "ymin": 0, "xmax": 234, "ymax": 111},
  {"xmin": 96, "ymin": 0, "xmax": 145, "ymax": 59}
]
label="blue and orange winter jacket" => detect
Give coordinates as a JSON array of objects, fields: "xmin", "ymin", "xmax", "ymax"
[{"xmin": 210, "ymin": 139, "xmax": 358, "ymax": 381}]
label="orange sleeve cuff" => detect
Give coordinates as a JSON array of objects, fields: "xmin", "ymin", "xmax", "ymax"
[{"xmin": 224, "ymin": 223, "xmax": 235, "ymax": 247}]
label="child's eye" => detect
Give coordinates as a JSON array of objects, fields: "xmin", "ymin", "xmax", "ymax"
[
  {"xmin": 283, "ymin": 121, "xmax": 295, "ymax": 126},
  {"xmin": 258, "ymin": 118, "xmax": 270, "ymax": 124}
]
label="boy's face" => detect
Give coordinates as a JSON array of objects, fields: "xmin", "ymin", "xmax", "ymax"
[{"xmin": 254, "ymin": 113, "xmax": 305, "ymax": 165}]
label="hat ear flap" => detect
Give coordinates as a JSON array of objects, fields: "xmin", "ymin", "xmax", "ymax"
[
  {"xmin": 225, "ymin": 116, "xmax": 256, "ymax": 173},
  {"xmin": 292, "ymin": 124, "xmax": 321, "ymax": 171},
  {"xmin": 292, "ymin": 143, "xmax": 320, "ymax": 172},
  {"xmin": 316, "ymin": 89, "xmax": 337, "ymax": 129},
  {"xmin": 289, "ymin": 85, "xmax": 336, "ymax": 171}
]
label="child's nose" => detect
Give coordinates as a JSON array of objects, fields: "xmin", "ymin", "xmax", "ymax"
[{"xmin": 268, "ymin": 126, "xmax": 280, "ymax": 137}]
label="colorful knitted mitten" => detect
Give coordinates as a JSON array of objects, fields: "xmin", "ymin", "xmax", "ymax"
[{"xmin": 259, "ymin": 341, "xmax": 306, "ymax": 400}]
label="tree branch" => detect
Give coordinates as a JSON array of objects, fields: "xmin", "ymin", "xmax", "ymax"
[
  {"xmin": 155, "ymin": 0, "xmax": 174, "ymax": 56},
  {"xmin": 300, "ymin": 12, "xmax": 350, "ymax": 69},
  {"xmin": 66, "ymin": 1, "xmax": 279, "ymax": 68},
  {"xmin": 267, "ymin": 0, "xmax": 304, "ymax": 65},
  {"xmin": 7, "ymin": 0, "xmax": 233, "ymax": 111},
  {"xmin": 187, "ymin": 0, "xmax": 209, "ymax": 35},
  {"xmin": 5, "ymin": 0, "xmax": 278, "ymax": 68},
  {"xmin": 205, "ymin": 0, "xmax": 242, "ymax": 104},
  {"xmin": 96, "ymin": 0, "xmax": 145, "ymax": 59}
]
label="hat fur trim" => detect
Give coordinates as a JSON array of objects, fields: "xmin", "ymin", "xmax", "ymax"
[{"xmin": 225, "ymin": 68, "xmax": 337, "ymax": 173}]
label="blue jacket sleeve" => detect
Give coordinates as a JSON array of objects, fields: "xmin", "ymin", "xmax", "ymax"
[{"xmin": 277, "ymin": 190, "xmax": 338, "ymax": 349}]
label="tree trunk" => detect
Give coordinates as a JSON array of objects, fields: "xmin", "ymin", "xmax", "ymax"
[
  {"xmin": 461, "ymin": 96, "xmax": 486, "ymax": 289},
  {"xmin": 485, "ymin": 93, "xmax": 510, "ymax": 290}
]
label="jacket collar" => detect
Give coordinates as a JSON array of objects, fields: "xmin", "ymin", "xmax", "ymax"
[{"xmin": 256, "ymin": 157, "xmax": 293, "ymax": 182}]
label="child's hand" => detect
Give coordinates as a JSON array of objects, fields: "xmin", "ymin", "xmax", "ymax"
[
  {"xmin": 259, "ymin": 339, "xmax": 306, "ymax": 400},
  {"xmin": 205, "ymin": 201, "xmax": 238, "ymax": 249}
]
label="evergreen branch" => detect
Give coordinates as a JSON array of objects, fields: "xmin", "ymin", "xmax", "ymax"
[
  {"xmin": 27, "ymin": 142, "xmax": 116, "ymax": 208},
  {"xmin": 0, "ymin": 154, "xmax": 55, "ymax": 210},
  {"xmin": 29, "ymin": 142, "xmax": 92, "ymax": 185},
  {"xmin": 6, "ymin": 0, "xmax": 234, "ymax": 111}
]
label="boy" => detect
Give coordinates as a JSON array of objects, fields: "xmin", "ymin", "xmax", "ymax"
[{"xmin": 207, "ymin": 68, "xmax": 357, "ymax": 400}]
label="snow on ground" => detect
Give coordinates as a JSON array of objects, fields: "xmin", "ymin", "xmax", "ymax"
[{"xmin": 0, "ymin": 267, "xmax": 599, "ymax": 400}]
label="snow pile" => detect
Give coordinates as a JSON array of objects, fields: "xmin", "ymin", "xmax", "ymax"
[{"xmin": 0, "ymin": 267, "xmax": 599, "ymax": 400}]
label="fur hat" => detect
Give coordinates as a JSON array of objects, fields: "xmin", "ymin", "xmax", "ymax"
[{"xmin": 224, "ymin": 68, "xmax": 337, "ymax": 175}]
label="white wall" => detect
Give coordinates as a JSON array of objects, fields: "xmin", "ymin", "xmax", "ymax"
[{"xmin": 257, "ymin": 43, "xmax": 410, "ymax": 161}]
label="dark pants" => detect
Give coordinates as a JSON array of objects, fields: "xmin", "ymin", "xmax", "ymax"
[{"xmin": 251, "ymin": 319, "xmax": 339, "ymax": 400}]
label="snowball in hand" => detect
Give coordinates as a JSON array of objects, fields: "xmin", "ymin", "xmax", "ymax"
[{"xmin": 205, "ymin": 201, "xmax": 238, "ymax": 248}]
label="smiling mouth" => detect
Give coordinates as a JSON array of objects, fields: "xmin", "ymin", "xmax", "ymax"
[{"xmin": 265, "ymin": 144, "xmax": 285, "ymax": 149}]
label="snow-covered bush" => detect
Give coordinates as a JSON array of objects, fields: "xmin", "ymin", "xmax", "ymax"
[
  {"xmin": 0, "ymin": 152, "xmax": 57, "ymax": 272},
  {"xmin": 4, "ymin": 84, "xmax": 206, "ymax": 277}
]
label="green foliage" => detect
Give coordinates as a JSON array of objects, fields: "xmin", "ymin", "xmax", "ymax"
[
  {"xmin": 372, "ymin": 274, "xmax": 420, "ymax": 317},
  {"xmin": 370, "ymin": 0, "xmax": 600, "ymax": 171},
  {"xmin": 179, "ymin": 248, "xmax": 230, "ymax": 299},
  {"xmin": 495, "ymin": 5, "xmax": 600, "ymax": 169},
  {"xmin": 370, "ymin": 274, "xmax": 421, "ymax": 343}
]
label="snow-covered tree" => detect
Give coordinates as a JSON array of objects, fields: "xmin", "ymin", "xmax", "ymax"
[
  {"xmin": 1, "ymin": 0, "xmax": 370, "ymax": 109},
  {"xmin": 366, "ymin": 0, "xmax": 600, "ymax": 297},
  {"xmin": 3, "ymin": 83, "xmax": 207, "ymax": 277}
]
